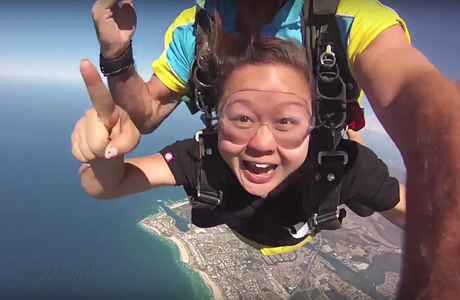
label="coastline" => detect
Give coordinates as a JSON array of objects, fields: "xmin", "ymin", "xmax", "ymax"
[
  {"xmin": 168, "ymin": 199, "xmax": 189, "ymax": 210},
  {"xmin": 168, "ymin": 235, "xmax": 225, "ymax": 300},
  {"xmin": 169, "ymin": 235, "xmax": 190, "ymax": 264},
  {"xmin": 140, "ymin": 214, "xmax": 225, "ymax": 300}
]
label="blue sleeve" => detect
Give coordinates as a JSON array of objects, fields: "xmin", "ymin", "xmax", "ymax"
[{"xmin": 152, "ymin": 6, "xmax": 197, "ymax": 93}]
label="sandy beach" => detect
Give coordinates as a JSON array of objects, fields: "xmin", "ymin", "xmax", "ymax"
[
  {"xmin": 168, "ymin": 236, "xmax": 225, "ymax": 299},
  {"xmin": 197, "ymin": 269, "xmax": 225, "ymax": 300},
  {"xmin": 140, "ymin": 207, "xmax": 225, "ymax": 299},
  {"xmin": 168, "ymin": 200, "xmax": 189, "ymax": 210},
  {"xmin": 169, "ymin": 235, "xmax": 190, "ymax": 264}
]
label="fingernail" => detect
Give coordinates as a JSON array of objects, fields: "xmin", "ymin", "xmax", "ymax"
[{"xmin": 105, "ymin": 147, "xmax": 118, "ymax": 159}]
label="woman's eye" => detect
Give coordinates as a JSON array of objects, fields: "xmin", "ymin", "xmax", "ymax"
[
  {"xmin": 237, "ymin": 116, "xmax": 250, "ymax": 122},
  {"xmin": 279, "ymin": 118, "xmax": 294, "ymax": 125}
]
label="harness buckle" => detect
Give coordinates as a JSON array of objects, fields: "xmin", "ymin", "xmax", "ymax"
[
  {"xmin": 189, "ymin": 183, "xmax": 222, "ymax": 209},
  {"xmin": 195, "ymin": 128, "xmax": 218, "ymax": 143},
  {"xmin": 195, "ymin": 130, "xmax": 203, "ymax": 142},
  {"xmin": 192, "ymin": 60, "xmax": 212, "ymax": 89},
  {"xmin": 319, "ymin": 45, "xmax": 337, "ymax": 67},
  {"xmin": 313, "ymin": 209, "xmax": 337, "ymax": 226},
  {"xmin": 312, "ymin": 208, "xmax": 347, "ymax": 231},
  {"xmin": 318, "ymin": 150, "xmax": 348, "ymax": 165}
]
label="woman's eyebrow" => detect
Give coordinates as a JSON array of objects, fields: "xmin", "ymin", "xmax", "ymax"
[{"xmin": 225, "ymin": 98, "xmax": 256, "ymax": 108}]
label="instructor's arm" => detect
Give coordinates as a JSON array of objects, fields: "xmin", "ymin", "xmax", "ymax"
[
  {"xmin": 108, "ymin": 71, "xmax": 182, "ymax": 134},
  {"xmin": 355, "ymin": 24, "xmax": 460, "ymax": 300},
  {"xmin": 92, "ymin": 0, "xmax": 185, "ymax": 134}
]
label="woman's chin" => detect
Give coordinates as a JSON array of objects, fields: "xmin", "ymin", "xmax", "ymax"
[{"xmin": 242, "ymin": 182, "xmax": 272, "ymax": 197}]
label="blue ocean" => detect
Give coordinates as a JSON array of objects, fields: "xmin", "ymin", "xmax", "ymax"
[{"xmin": 0, "ymin": 80, "xmax": 210, "ymax": 300}]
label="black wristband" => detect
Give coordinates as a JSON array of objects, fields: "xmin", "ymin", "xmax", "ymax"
[{"xmin": 99, "ymin": 40, "xmax": 135, "ymax": 77}]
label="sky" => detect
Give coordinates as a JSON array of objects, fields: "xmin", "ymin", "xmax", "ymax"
[{"xmin": 0, "ymin": 0, "xmax": 459, "ymax": 135}]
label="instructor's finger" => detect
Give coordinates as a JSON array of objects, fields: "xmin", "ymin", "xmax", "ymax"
[{"xmin": 80, "ymin": 59, "xmax": 116, "ymax": 123}]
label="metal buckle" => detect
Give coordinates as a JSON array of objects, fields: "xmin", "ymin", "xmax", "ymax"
[
  {"xmin": 194, "ymin": 128, "xmax": 218, "ymax": 142},
  {"xmin": 312, "ymin": 208, "xmax": 340, "ymax": 226},
  {"xmin": 192, "ymin": 62, "xmax": 212, "ymax": 89},
  {"xmin": 318, "ymin": 150, "xmax": 348, "ymax": 165},
  {"xmin": 195, "ymin": 130, "xmax": 203, "ymax": 142},
  {"xmin": 319, "ymin": 45, "xmax": 337, "ymax": 67},
  {"xmin": 196, "ymin": 183, "xmax": 223, "ymax": 206}
]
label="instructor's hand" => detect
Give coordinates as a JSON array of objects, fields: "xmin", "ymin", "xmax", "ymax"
[
  {"xmin": 72, "ymin": 59, "xmax": 140, "ymax": 163},
  {"xmin": 92, "ymin": 0, "xmax": 136, "ymax": 59}
]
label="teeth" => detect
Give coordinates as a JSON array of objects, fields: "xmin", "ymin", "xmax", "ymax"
[
  {"xmin": 254, "ymin": 163, "xmax": 270, "ymax": 168},
  {"xmin": 254, "ymin": 168, "xmax": 275, "ymax": 177}
]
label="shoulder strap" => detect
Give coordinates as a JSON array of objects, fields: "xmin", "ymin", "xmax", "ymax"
[
  {"xmin": 301, "ymin": 0, "xmax": 351, "ymax": 234},
  {"xmin": 190, "ymin": 129, "xmax": 275, "ymax": 229},
  {"xmin": 189, "ymin": 129, "xmax": 223, "ymax": 209},
  {"xmin": 302, "ymin": 0, "xmax": 362, "ymax": 130},
  {"xmin": 185, "ymin": 5, "xmax": 218, "ymax": 129}
]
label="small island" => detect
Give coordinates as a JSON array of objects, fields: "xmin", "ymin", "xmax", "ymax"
[{"xmin": 140, "ymin": 200, "xmax": 403, "ymax": 300}]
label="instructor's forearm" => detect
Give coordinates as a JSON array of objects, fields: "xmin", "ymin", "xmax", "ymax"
[
  {"xmin": 79, "ymin": 156, "xmax": 126, "ymax": 199},
  {"xmin": 107, "ymin": 68, "xmax": 154, "ymax": 133},
  {"xmin": 393, "ymin": 71, "xmax": 460, "ymax": 300}
]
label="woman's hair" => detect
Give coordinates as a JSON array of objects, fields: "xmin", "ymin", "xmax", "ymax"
[{"xmin": 207, "ymin": 12, "xmax": 315, "ymax": 106}]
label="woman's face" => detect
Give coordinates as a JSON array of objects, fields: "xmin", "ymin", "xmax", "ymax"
[{"xmin": 217, "ymin": 64, "xmax": 314, "ymax": 197}]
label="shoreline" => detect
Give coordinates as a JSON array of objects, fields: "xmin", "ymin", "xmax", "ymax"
[
  {"xmin": 168, "ymin": 235, "xmax": 225, "ymax": 300},
  {"xmin": 140, "ymin": 217, "xmax": 225, "ymax": 300},
  {"xmin": 197, "ymin": 269, "xmax": 225, "ymax": 300},
  {"xmin": 169, "ymin": 235, "xmax": 191, "ymax": 264},
  {"xmin": 167, "ymin": 199, "xmax": 190, "ymax": 210}
]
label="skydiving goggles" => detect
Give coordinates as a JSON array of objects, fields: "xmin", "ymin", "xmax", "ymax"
[{"xmin": 217, "ymin": 90, "xmax": 315, "ymax": 150}]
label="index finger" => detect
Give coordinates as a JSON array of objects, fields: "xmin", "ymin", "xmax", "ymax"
[{"xmin": 80, "ymin": 59, "xmax": 116, "ymax": 120}]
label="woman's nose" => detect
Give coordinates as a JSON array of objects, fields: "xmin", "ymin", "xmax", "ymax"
[{"xmin": 246, "ymin": 125, "xmax": 277, "ymax": 155}]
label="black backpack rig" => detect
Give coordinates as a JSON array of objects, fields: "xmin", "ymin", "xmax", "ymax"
[{"xmin": 183, "ymin": 0, "xmax": 366, "ymax": 238}]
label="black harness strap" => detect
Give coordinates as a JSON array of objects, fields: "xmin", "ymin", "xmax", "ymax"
[
  {"xmin": 305, "ymin": 131, "xmax": 348, "ymax": 235},
  {"xmin": 190, "ymin": 130, "xmax": 278, "ymax": 231},
  {"xmin": 189, "ymin": 0, "xmax": 354, "ymax": 237},
  {"xmin": 189, "ymin": 129, "xmax": 223, "ymax": 210},
  {"xmin": 302, "ymin": 0, "xmax": 348, "ymax": 236},
  {"xmin": 185, "ymin": 5, "xmax": 218, "ymax": 129}
]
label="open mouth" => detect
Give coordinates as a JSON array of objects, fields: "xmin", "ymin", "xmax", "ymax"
[{"xmin": 243, "ymin": 161, "xmax": 278, "ymax": 177}]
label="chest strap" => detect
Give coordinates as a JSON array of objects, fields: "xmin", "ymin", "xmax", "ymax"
[
  {"xmin": 189, "ymin": 129, "xmax": 223, "ymax": 209},
  {"xmin": 305, "ymin": 133, "xmax": 348, "ymax": 236}
]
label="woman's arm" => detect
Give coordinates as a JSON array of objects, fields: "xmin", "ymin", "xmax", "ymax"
[
  {"xmin": 79, "ymin": 153, "xmax": 176, "ymax": 200},
  {"xmin": 345, "ymin": 131, "xmax": 405, "ymax": 229},
  {"xmin": 347, "ymin": 129, "xmax": 364, "ymax": 145},
  {"xmin": 378, "ymin": 184, "xmax": 406, "ymax": 229},
  {"xmin": 341, "ymin": 141, "xmax": 404, "ymax": 229}
]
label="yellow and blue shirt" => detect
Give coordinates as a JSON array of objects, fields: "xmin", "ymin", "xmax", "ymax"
[{"xmin": 152, "ymin": 0, "xmax": 411, "ymax": 96}]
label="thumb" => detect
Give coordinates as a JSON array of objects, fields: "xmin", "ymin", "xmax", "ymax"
[
  {"xmin": 80, "ymin": 59, "xmax": 117, "ymax": 129},
  {"xmin": 104, "ymin": 121, "xmax": 140, "ymax": 159},
  {"xmin": 93, "ymin": 0, "xmax": 122, "ymax": 10}
]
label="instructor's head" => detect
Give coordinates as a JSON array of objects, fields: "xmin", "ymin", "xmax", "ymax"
[{"xmin": 208, "ymin": 13, "xmax": 315, "ymax": 197}]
